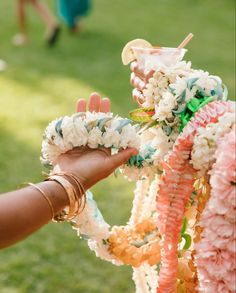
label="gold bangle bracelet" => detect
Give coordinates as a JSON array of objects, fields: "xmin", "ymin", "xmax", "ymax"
[
  {"xmin": 47, "ymin": 175, "xmax": 78, "ymax": 222},
  {"xmin": 54, "ymin": 172, "xmax": 86, "ymax": 214},
  {"xmin": 28, "ymin": 183, "xmax": 55, "ymax": 220},
  {"xmin": 68, "ymin": 173, "xmax": 86, "ymax": 213}
]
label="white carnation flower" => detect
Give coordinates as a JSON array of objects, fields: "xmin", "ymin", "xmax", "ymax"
[
  {"xmin": 103, "ymin": 128, "xmax": 120, "ymax": 148},
  {"xmin": 120, "ymin": 124, "xmax": 140, "ymax": 149},
  {"xmin": 61, "ymin": 116, "xmax": 77, "ymax": 150},
  {"xmin": 86, "ymin": 112, "xmax": 112, "ymax": 124},
  {"xmin": 169, "ymin": 76, "xmax": 187, "ymax": 97},
  {"xmin": 88, "ymin": 127, "xmax": 103, "ymax": 148},
  {"xmin": 191, "ymin": 112, "xmax": 235, "ymax": 176},
  {"xmin": 52, "ymin": 135, "xmax": 68, "ymax": 152},
  {"xmin": 73, "ymin": 116, "xmax": 89, "ymax": 146},
  {"xmin": 195, "ymin": 73, "xmax": 217, "ymax": 96},
  {"xmin": 109, "ymin": 117, "xmax": 121, "ymax": 131},
  {"xmin": 152, "ymin": 91, "xmax": 176, "ymax": 121},
  {"xmin": 41, "ymin": 141, "xmax": 61, "ymax": 164}
]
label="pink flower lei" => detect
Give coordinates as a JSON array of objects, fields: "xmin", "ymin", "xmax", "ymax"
[
  {"xmin": 155, "ymin": 101, "xmax": 235, "ymax": 292},
  {"xmin": 195, "ymin": 128, "xmax": 236, "ymax": 293}
]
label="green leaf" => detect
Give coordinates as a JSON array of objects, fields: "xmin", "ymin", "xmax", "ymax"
[
  {"xmin": 129, "ymin": 107, "xmax": 155, "ymax": 123},
  {"xmin": 182, "ymin": 233, "xmax": 192, "ymax": 250},
  {"xmin": 187, "ymin": 97, "xmax": 200, "ymax": 112},
  {"xmin": 199, "ymin": 96, "xmax": 213, "ymax": 108},
  {"xmin": 181, "ymin": 218, "xmax": 188, "ymax": 235}
]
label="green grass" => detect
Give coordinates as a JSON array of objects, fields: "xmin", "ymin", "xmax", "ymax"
[{"xmin": 0, "ymin": 0, "xmax": 235, "ymax": 292}]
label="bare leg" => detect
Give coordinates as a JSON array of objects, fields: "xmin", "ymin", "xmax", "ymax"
[
  {"xmin": 17, "ymin": 0, "xmax": 27, "ymax": 35},
  {"xmin": 29, "ymin": 0, "xmax": 57, "ymax": 29},
  {"xmin": 29, "ymin": 0, "xmax": 61, "ymax": 46},
  {"xmin": 12, "ymin": 0, "xmax": 28, "ymax": 46}
]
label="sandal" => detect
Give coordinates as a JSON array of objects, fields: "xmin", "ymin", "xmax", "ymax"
[{"xmin": 46, "ymin": 26, "xmax": 61, "ymax": 47}]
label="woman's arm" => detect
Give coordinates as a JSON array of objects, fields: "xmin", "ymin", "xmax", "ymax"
[
  {"xmin": 0, "ymin": 181, "xmax": 68, "ymax": 249},
  {"xmin": 0, "ymin": 93, "xmax": 137, "ymax": 249}
]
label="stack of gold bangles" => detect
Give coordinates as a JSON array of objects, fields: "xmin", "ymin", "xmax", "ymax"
[{"xmin": 28, "ymin": 172, "xmax": 86, "ymax": 222}]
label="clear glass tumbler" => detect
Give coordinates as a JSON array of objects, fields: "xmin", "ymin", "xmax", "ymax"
[{"xmin": 132, "ymin": 47, "xmax": 187, "ymax": 71}]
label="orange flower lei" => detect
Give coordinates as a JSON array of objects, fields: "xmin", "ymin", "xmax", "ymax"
[{"xmin": 108, "ymin": 218, "xmax": 161, "ymax": 267}]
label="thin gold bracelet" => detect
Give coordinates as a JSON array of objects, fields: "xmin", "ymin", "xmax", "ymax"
[
  {"xmin": 27, "ymin": 183, "xmax": 55, "ymax": 220},
  {"xmin": 46, "ymin": 175, "xmax": 78, "ymax": 222},
  {"xmin": 54, "ymin": 172, "xmax": 86, "ymax": 214}
]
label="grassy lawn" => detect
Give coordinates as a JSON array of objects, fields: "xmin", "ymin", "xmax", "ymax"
[{"xmin": 0, "ymin": 0, "xmax": 235, "ymax": 292}]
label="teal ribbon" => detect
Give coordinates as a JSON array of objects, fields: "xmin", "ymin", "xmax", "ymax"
[{"xmin": 127, "ymin": 146, "xmax": 156, "ymax": 168}]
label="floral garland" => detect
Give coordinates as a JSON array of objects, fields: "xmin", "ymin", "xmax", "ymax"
[
  {"xmin": 41, "ymin": 35, "xmax": 236, "ymax": 292},
  {"xmin": 191, "ymin": 112, "xmax": 235, "ymax": 176},
  {"xmin": 71, "ymin": 176, "xmax": 160, "ymax": 267},
  {"xmin": 41, "ymin": 112, "xmax": 140, "ymax": 166},
  {"xmin": 41, "ymin": 111, "xmax": 161, "ymax": 181},
  {"xmin": 156, "ymin": 130, "xmax": 195, "ymax": 292},
  {"xmin": 42, "ymin": 112, "xmax": 164, "ymax": 267},
  {"xmin": 189, "ymin": 178, "xmax": 211, "ymax": 292},
  {"xmin": 155, "ymin": 101, "xmax": 235, "ymax": 292},
  {"xmin": 195, "ymin": 128, "xmax": 236, "ymax": 292},
  {"xmin": 126, "ymin": 60, "xmax": 228, "ymax": 183},
  {"xmin": 41, "ymin": 102, "xmax": 235, "ymax": 292},
  {"xmin": 132, "ymin": 263, "xmax": 159, "ymax": 293}
]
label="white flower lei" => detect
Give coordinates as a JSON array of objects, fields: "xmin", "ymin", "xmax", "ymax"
[
  {"xmin": 191, "ymin": 112, "xmax": 235, "ymax": 176},
  {"xmin": 70, "ymin": 177, "xmax": 159, "ymax": 266},
  {"xmin": 72, "ymin": 191, "xmax": 123, "ymax": 265},
  {"xmin": 125, "ymin": 61, "xmax": 228, "ymax": 184},
  {"xmin": 41, "ymin": 111, "xmax": 161, "ymax": 266},
  {"xmin": 41, "ymin": 112, "xmax": 140, "ymax": 166}
]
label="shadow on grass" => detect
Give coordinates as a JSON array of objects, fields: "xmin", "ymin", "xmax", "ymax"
[
  {"xmin": 0, "ymin": 126, "xmax": 41, "ymax": 192},
  {"xmin": 3, "ymin": 29, "xmax": 134, "ymax": 115},
  {"xmin": 0, "ymin": 127, "xmax": 135, "ymax": 293},
  {"xmin": 0, "ymin": 123, "xmax": 135, "ymax": 292}
]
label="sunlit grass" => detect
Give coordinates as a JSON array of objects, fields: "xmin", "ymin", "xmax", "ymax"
[{"xmin": 0, "ymin": 0, "xmax": 235, "ymax": 292}]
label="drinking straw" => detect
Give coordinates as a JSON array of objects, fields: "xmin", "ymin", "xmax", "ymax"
[{"xmin": 177, "ymin": 33, "xmax": 194, "ymax": 49}]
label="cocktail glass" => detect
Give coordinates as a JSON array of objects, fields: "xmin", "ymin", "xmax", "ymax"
[{"xmin": 132, "ymin": 47, "xmax": 187, "ymax": 71}]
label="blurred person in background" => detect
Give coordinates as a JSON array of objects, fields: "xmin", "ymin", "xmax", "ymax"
[
  {"xmin": 12, "ymin": 0, "xmax": 61, "ymax": 46},
  {"xmin": 57, "ymin": 0, "xmax": 91, "ymax": 34}
]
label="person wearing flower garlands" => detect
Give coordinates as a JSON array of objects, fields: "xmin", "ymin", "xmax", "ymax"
[{"xmin": 0, "ymin": 93, "xmax": 138, "ymax": 249}]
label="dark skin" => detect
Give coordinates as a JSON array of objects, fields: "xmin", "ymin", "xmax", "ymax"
[{"xmin": 0, "ymin": 93, "xmax": 138, "ymax": 249}]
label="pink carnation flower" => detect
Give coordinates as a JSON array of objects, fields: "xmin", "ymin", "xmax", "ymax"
[{"xmin": 195, "ymin": 127, "xmax": 236, "ymax": 292}]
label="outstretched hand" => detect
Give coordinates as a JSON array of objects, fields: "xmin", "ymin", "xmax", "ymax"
[{"xmin": 54, "ymin": 93, "xmax": 138, "ymax": 190}]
